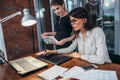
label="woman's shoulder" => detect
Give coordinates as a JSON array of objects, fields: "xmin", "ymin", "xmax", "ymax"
[
  {"xmin": 92, "ymin": 27, "xmax": 103, "ymax": 32},
  {"xmin": 61, "ymin": 14, "xmax": 71, "ymax": 23},
  {"xmin": 90, "ymin": 27, "xmax": 104, "ymax": 38},
  {"xmin": 90, "ymin": 27, "xmax": 104, "ymax": 36},
  {"xmin": 62, "ymin": 14, "xmax": 69, "ymax": 19}
]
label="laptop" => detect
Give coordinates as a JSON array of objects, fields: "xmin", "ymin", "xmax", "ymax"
[
  {"xmin": 37, "ymin": 54, "xmax": 72, "ymax": 65},
  {"xmin": 9, "ymin": 56, "xmax": 48, "ymax": 75}
]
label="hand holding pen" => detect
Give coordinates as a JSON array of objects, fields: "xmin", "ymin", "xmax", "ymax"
[
  {"xmin": 35, "ymin": 50, "xmax": 48, "ymax": 56},
  {"xmin": 36, "ymin": 49, "xmax": 57, "ymax": 56}
]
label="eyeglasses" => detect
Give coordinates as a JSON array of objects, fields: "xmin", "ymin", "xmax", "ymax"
[
  {"xmin": 70, "ymin": 19, "xmax": 81, "ymax": 25},
  {"xmin": 70, "ymin": 19, "xmax": 77, "ymax": 25}
]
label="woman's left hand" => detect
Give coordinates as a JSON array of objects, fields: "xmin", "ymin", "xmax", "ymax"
[{"xmin": 69, "ymin": 52, "xmax": 82, "ymax": 58}]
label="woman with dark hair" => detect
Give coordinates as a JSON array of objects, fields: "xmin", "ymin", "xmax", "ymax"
[
  {"xmin": 37, "ymin": 7, "xmax": 111, "ymax": 64},
  {"xmin": 42, "ymin": 0, "xmax": 74, "ymax": 49}
]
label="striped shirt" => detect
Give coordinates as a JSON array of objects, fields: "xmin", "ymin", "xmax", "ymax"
[{"xmin": 57, "ymin": 27, "xmax": 111, "ymax": 64}]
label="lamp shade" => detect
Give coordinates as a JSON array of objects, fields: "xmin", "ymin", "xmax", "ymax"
[{"xmin": 21, "ymin": 9, "xmax": 36, "ymax": 26}]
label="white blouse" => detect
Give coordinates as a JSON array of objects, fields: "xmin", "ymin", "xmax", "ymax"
[{"xmin": 57, "ymin": 27, "xmax": 111, "ymax": 64}]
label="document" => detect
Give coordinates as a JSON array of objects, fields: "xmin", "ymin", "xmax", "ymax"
[
  {"xmin": 61, "ymin": 66, "xmax": 118, "ymax": 80},
  {"xmin": 37, "ymin": 65, "xmax": 68, "ymax": 80},
  {"xmin": 43, "ymin": 36, "xmax": 58, "ymax": 44}
]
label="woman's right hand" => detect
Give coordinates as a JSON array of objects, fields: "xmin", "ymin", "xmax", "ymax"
[
  {"xmin": 45, "ymin": 49, "xmax": 58, "ymax": 54},
  {"xmin": 36, "ymin": 49, "xmax": 57, "ymax": 56},
  {"xmin": 36, "ymin": 51, "xmax": 46, "ymax": 56}
]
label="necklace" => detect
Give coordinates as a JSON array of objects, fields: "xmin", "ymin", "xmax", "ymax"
[
  {"xmin": 58, "ymin": 9, "xmax": 68, "ymax": 24},
  {"xmin": 59, "ymin": 17, "xmax": 61, "ymax": 24}
]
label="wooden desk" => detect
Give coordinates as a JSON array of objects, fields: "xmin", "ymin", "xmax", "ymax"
[{"xmin": 0, "ymin": 54, "xmax": 120, "ymax": 80}]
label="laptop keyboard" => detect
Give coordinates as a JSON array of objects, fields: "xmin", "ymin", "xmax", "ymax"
[{"xmin": 15, "ymin": 59, "xmax": 37, "ymax": 71}]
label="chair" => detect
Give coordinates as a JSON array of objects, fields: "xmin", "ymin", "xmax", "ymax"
[
  {"xmin": 109, "ymin": 53, "xmax": 120, "ymax": 64},
  {"xmin": 0, "ymin": 59, "xmax": 4, "ymax": 65}
]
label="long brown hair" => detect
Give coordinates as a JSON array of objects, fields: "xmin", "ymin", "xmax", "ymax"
[{"xmin": 69, "ymin": 7, "xmax": 95, "ymax": 38}]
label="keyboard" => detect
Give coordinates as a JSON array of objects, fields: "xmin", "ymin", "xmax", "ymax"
[
  {"xmin": 9, "ymin": 56, "xmax": 48, "ymax": 75},
  {"xmin": 14, "ymin": 59, "xmax": 37, "ymax": 71}
]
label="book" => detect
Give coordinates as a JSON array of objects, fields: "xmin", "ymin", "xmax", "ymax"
[
  {"xmin": 43, "ymin": 36, "xmax": 59, "ymax": 44},
  {"xmin": 37, "ymin": 65, "xmax": 68, "ymax": 80},
  {"xmin": 61, "ymin": 66, "xmax": 118, "ymax": 80}
]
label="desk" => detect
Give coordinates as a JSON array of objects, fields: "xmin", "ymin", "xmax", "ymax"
[{"xmin": 0, "ymin": 54, "xmax": 120, "ymax": 80}]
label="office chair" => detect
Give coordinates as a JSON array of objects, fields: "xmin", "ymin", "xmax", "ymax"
[
  {"xmin": 109, "ymin": 53, "xmax": 120, "ymax": 64},
  {"xmin": 0, "ymin": 59, "xmax": 4, "ymax": 65}
]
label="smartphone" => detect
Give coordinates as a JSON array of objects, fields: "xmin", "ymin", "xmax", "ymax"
[{"xmin": 82, "ymin": 64, "xmax": 98, "ymax": 71}]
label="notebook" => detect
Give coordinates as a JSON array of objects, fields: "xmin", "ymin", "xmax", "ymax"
[
  {"xmin": 61, "ymin": 66, "xmax": 118, "ymax": 80},
  {"xmin": 37, "ymin": 54, "xmax": 72, "ymax": 65},
  {"xmin": 9, "ymin": 56, "xmax": 48, "ymax": 75},
  {"xmin": 37, "ymin": 65, "xmax": 68, "ymax": 80}
]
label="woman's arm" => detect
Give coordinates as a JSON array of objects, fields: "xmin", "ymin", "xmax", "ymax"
[
  {"xmin": 57, "ymin": 39, "xmax": 77, "ymax": 54},
  {"xmin": 55, "ymin": 35, "xmax": 75, "ymax": 45},
  {"xmin": 36, "ymin": 50, "xmax": 58, "ymax": 56},
  {"xmin": 36, "ymin": 39, "xmax": 77, "ymax": 56}
]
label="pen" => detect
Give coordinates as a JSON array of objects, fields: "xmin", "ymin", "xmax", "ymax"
[
  {"xmin": 44, "ymin": 49, "xmax": 49, "ymax": 56},
  {"xmin": 42, "ymin": 49, "xmax": 46, "ymax": 56},
  {"xmin": 44, "ymin": 49, "xmax": 47, "ymax": 52}
]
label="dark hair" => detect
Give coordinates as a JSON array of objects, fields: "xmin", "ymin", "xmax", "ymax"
[
  {"xmin": 69, "ymin": 7, "xmax": 95, "ymax": 38},
  {"xmin": 51, "ymin": 0, "xmax": 64, "ymax": 6}
]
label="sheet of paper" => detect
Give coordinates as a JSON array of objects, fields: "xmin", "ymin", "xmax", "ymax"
[
  {"xmin": 37, "ymin": 65, "xmax": 68, "ymax": 80},
  {"xmin": 61, "ymin": 66, "xmax": 118, "ymax": 80}
]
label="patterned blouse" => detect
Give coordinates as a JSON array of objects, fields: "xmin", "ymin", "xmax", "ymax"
[{"xmin": 57, "ymin": 27, "xmax": 111, "ymax": 64}]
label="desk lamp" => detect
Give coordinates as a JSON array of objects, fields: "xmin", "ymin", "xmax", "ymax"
[
  {"xmin": 0, "ymin": 8, "xmax": 36, "ymax": 26},
  {"xmin": 21, "ymin": 8, "xmax": 36, "ymax": 26},
  {"xmin": 0, "ymin": 8, "xmax": 37, "ymax": 64}
]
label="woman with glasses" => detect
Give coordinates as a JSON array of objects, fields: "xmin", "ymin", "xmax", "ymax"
[
  {"xmin": 37, "ymin": 7, "xmax": 111, "ymax": 64},
  {"xmin": 42, "ymin": 0, "xmax": 75, "ymax": 49}
]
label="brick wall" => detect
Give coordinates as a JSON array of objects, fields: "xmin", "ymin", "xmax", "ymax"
[{"xmin": 0, "ymin": 0, "xmax": 39, "ymax": 60}]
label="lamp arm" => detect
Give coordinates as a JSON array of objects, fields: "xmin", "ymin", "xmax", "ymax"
[{"xmin": 0, "ymin": 11, "xmax": 22, "ymax": 23}]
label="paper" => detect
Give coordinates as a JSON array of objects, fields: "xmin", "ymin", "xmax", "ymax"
[
  {"xmin": 43, "ymin": 36, "xmax": 58, "ymax": 44},
  {"xmin": 37, "ymin": 65, "xmax": 68, "ymax": 80},
  {"xmin": 61, "ymin": 66, "xmax": 118, "ymax": 80}
]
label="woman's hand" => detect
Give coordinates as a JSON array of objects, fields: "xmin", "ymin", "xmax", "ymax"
[
  {"xmin": 36, "ymin": 51, "xmax": 45, "ymax": 56},
  {"xmin": 69, "ymin": 52, "xmax": 82, "ymax": 58},
  {"xmin": 36, "ymin": 50, "xmax": 57, "ymax": 56}
]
